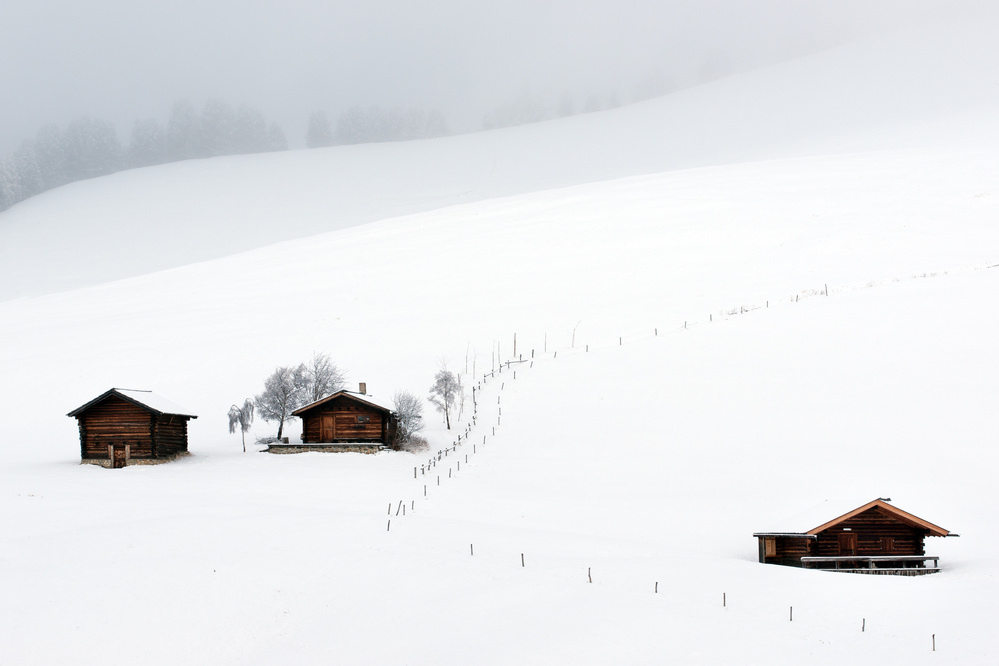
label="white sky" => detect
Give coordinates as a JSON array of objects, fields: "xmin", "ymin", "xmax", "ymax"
[{"xmin": 1, "ymin": 0, "xmax": 995, "ymax": 153}]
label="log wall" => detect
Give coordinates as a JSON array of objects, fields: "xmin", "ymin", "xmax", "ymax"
[
  {"xmin": 77, "ymin": 397, "xmax": 154, "ymax": 459},
  {"xmin": 153, "ymin": 415, "xmax": 190, "ymax": 456},
  {"xmin": 814, "ymin": 507, "xmax": 926, "ymax": 557},
  {"xmin": 761, "ymin": 536, "xmax": 814, "ymax": 566},
  {"xmin": 75, "ymin": 396, "xmax": 191, "ymax": 460},
  {"xmin": 301, "ymin": 397, "xmax": 389, "ymax": 443}
]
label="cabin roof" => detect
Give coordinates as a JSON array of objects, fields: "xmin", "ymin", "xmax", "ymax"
[
  {"xmin": 292, "ymin": 390, "xmax": 395, "ymax": 416},
  {"xmin": 753, "ymin": 498, "xmax": 953, "ymax": 538},
  {"xmin": 67, "ymin": 388, "xmax": 198, "ymax": 418}
]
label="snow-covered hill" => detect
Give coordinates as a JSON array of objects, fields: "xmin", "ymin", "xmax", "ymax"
[
  {"xmin": 1, "ymin": 17, "xmax": 998, "ymax": 301},
  {"xmin": 2, "ymin": 16, "xmax": 999, "ymax": 666}
]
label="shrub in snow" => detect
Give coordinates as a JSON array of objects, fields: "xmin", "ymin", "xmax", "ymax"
[
  {"xmin": 399, "ymin": 435, "xmax": 429, "ymax": 453},
  {"xmin": 392, "ymin": 390, "xmax": 425, "ymax": 449}
]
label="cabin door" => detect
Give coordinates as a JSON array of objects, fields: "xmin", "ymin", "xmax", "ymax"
[
  {"xmin": 320, "ymin": 415, "xmax": 335, "ymax": 442},
  {"xmin": 838, "ymin": 533, "xmax": 858, "ymax": 556},
  {"xmin": 111, "ymin": 444, "xmax": 128, "ymax": 469}
]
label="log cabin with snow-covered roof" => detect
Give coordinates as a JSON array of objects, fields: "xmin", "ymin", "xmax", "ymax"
[
  {"xmin": 276, "ymin": 384, "xmax": 397, "ymax": 454},
  {"xmin": 68, "ymin": 388, "xmax": 198, "ymax": 467},
  {"xmin": 753, "ymin": 498, "xmax": 956, "ymax": 575}
]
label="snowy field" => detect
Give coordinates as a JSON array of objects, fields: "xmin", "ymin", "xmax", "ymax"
[{"xmin": 2, "ymin": 16, "xmax": 999, "ymax": 665}]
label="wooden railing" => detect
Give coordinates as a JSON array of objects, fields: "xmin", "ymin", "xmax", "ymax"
[{"xmin": 800, "ymin": 555, "xmax": 939, "ymax": 574}]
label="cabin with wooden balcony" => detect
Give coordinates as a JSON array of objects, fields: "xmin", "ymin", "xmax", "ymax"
[
  {"xmin": 753, "ymin": 498, "xmax": 956, "ymax": 575},
  {"xmin": 68, "ymin": 388, "xmax": 198, "ymax": 468},
  {"xmin": 275, "ymin": 385, "xmax": 397, "ymax": 454}
]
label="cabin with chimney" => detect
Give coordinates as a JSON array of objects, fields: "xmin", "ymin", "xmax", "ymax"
[
  {"xmin": 270, "ymin": 383, "xmax": 397, "ymax": 454},
  {"xmin": 753, "ymin": 498, "xmax": 956, "ymax": 575},
  {"xmin": 68, "ymin": 388, "xmax": 198, "ymax": 468}
]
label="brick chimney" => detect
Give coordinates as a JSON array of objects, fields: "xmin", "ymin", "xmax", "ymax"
[{"xmin": 358, "ymin": 382, "xmax": 367, "ymax": 394}]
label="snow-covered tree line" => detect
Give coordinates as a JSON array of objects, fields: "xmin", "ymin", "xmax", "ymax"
[
  {"xmin": 0, "ymin": 99, "xmax": 287, "ymax": 212},
  {"xmin": 305, "ymin": 106, "xmax": 449, "ymax": 148},
  {"xmin": 481, "ymin": 89, "xmax": 625, "ymax": 130}
]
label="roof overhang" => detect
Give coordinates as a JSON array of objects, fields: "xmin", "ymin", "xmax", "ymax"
[
  {"xmin": 67, "ymin": 388, "xmax": 198, "ymax": 419},
  {"xmin": 806, "ymin": 499, "xmax": 953, "ymax": 537},
  {"xmin": 292, "ymin": 390, "xmax": 394, "ymax": 416}
]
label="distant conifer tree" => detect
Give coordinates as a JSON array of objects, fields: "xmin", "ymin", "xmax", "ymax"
[{"xmin": 306, "ymin": 111, "xmax": 334, "ymax": 148}]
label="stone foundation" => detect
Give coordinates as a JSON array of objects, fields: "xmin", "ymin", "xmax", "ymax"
[
  {"xmin": 265, "ymin": 443, "xmax": 385, "ymax": 454},
  {"xmin": 81, "ymin": 452, "xmax": 191, "ymax": 468}
]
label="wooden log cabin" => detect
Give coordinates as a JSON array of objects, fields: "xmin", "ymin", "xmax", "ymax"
[
  {"xmin": 275, "ymin": 386, "xmax": 397, "ymax": 454},
  {"xmin": 68, "ymin": 388, "xmax": 198, "ymax": 468},
  {"xmin": 753, "ymin": 498, "xmax": 956, "ymax": 575}
]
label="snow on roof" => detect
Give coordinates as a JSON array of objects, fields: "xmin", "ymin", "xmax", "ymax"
[
  {"xmin": 293, "ymin": 390, "xmax": 395, "ymax": 415},
  {"xmin": 348, "ymin": 392, "xmax": 395, "ymax": 412},
  {"xmin": 68, "ymin": 388, "xmax": 198, "ymax": 418},
  {"xmin": 113, "ymin": 389, "xmax": 198, "ymax": 417},
  {"xmin": 754, "ymin": 498, "xmax": 894, "ymax": 536}
]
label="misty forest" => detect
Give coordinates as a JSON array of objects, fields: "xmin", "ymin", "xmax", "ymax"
[
  {"xmin": 0, "ymin": 100, "xmax": 449, "ymax": 211},
  {"xmin": 0, "ymin": 87, "xmax": 639, "ymax": 212}
]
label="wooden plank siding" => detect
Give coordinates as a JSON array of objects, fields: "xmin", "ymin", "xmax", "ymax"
[
  {"xmin": 758, "ymin": 506, "xmax": 934, "ymax": 568},
  {"xmin": 762, "ymin": 536, "xmax": 815, "ymax": 566},
  {"xmin": 813, "ymin": 506, "xmax": 926, "ymax": 558},
  {"xmin": 71, "ymin": 392, "xmax": 194, "ymax": 463},
  {"xmin": 153, "ymin": 415, "xmax": 190, "ymax": 457},
  {"xmin": 78, "ymin": 397, "xmax": 154, "ymax": 459},
  {"xmin": 300, "ymin": 396, "xmax": 387, "ymax": 443}
]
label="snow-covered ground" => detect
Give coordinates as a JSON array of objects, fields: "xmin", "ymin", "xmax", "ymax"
[{"xmin": 2, "ymin": 16, "xmax": 999, "ymax": 665}]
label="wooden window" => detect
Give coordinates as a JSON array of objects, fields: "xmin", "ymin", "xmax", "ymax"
[
  {"xmin": 764, "ymin": 538, "xmax": 777, "ymax": 557},
  {"xmin": 356, "ymin": 415, "xmax": 370, "ymax": 424}
]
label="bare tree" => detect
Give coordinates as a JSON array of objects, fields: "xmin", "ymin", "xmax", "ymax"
[
  {"xmin": 428, "ymin": 363, "xmax": 463, "ymax": 430},
  {"xmin": 305, "ymin": 352, "xmax": 346, "ymax": 402},
  {"xmin": 392, "ymin": 390, "xmax": 424, "ymax": 446},
  {"xmin": 254, "ymin": 364, "xmax": 309, "ymax": 440},
  {"xmin": 228, "ymin": 399, "xmax": 254, "ymax": 452}
]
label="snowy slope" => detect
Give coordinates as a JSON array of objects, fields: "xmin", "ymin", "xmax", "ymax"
[
  {"xmin": 1, "ymin": 16, "xmax": 998, "ymax": 300},
  {"xmin": 2, "ymin": 16, "xmax": 999, "ymax": 666},
  {"xmin": 3, "ymin": 142, "xmax": 998, "ymax": 456},
  {"xmin": 3, "ymin": 271, "xmax": 997, "ymax": 664}
]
